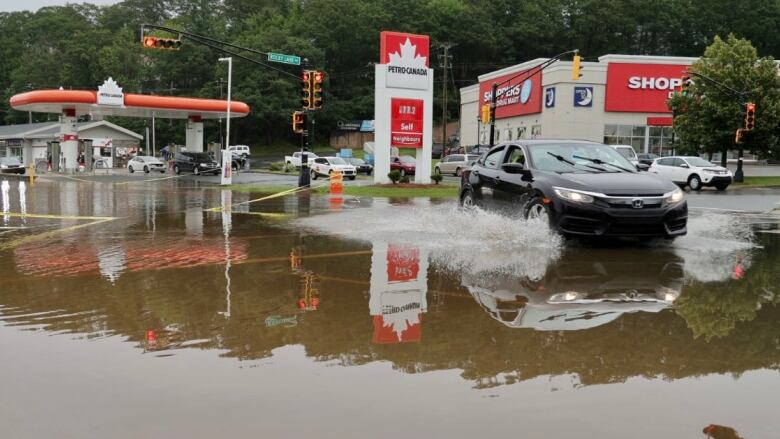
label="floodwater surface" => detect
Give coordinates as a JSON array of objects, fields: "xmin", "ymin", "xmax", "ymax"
[{"xmin": 1, "ymin": 178, "xmax": 779, "ymax": 439}]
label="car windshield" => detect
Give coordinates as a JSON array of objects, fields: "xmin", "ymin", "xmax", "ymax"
[
  {"xmin": 399, "ymin": 156, "xmax": 415, "ymax": 164},
  {"xmin": 137, "ymin": 156, "xmax": 156, "ymax": 161},
  {"xmin": 615, "ymin": 147, "xmax": 637, "ymax": 159},
  {"xmin": 685, "ymin": 157, "xmax": 714, "ymax": 167},
  {"xmin": 0, "ymin": 157, "xmax": 22, "ymax": 165},
  {"xmin": 329, "ymin": 157, "xmax": 347, "ymax": 165},
  {"xmin": 528, "ymin": 143, "xmax": 635, "ymax": 173},
  {"xmin": 467, "ymin": 155, "xmax": 479, "ymax": 161},
  {"xmin": 350, "ymin": 158, "xmax": 365, "ymax": 165}
]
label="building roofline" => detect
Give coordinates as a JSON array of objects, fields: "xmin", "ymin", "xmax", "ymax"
[
  {"xmin": 598, "ymin": 54, "xmax": 698, "ymax": 64},
  {"xmin": 78, "ymin": 120, "xmax": 143, "ymax": 140}
]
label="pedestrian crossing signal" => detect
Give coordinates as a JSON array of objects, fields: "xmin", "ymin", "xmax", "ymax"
[{"xmin": 292, "ymin": 111, "xmax": 305, "ymax": 134}]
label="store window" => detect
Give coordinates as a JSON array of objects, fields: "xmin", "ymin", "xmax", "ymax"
[
  {"xmin": 604, "ymin": 124, "xmax": 645, "ymax": 152},
  {"xmin": 648, "ymin": 126, "xmax": 674, "ymax": 156}
]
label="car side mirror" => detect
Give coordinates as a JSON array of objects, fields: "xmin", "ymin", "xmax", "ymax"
[
  {"xmin": 501, "ymin": 162, "xmax": 525, "ymax": 174},
  {"xmin": 680, "ymin": 163, "xmax": 689, "ymax": 168},
  {"xmin": 636, "ymin": 163, "xmax": 650, "ymax": 172}
]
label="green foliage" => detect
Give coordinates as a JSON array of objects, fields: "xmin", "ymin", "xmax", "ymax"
[
  {"xmin": 431, "ymin": 173, "xmax": 443, "ymax": 184},
  {"xmin": 399, "ymin": 175, "xmax": 411, "ymax": 183},
  {"xmin": 669, "ymin": 35, "xmax": 780, "ymax": 162},
  {"xmin": 5, "ymin": 1, "xmax": 780, "ymax": 147},
  {"xmin": 387, "ymin": 170, "xmax": 401, "ymax": 183},
  {"xmin": 268, "ymin": 161, "xmax": 285, "ymax": 171}
]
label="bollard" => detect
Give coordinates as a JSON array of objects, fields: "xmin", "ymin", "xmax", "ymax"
[
  {"xmin": 330, "ymin": 169, "xmax": 343, "ymax": 194},
  {"xmin": 28, "ymin": 163, "xmax": 35, "ymax": 185}
]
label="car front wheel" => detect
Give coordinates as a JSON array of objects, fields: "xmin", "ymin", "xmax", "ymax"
[
  {"xmin": 143, "ymin": 166, "xmax": 149, "ymax": 173},
  {"xmin": 524, "ymin": 198, "xmax": 551, "ymax": 228},
  {"xmin": 128, "ymin": 166, "xmax": 134, "ymax": 173},
  {"xmin": 311, "ymin": 170, "xmax": 318, "ymax": 180},
  {"xmin": 460, "ymin": 188, "xmax": 477, "ymax": 210},
  {"xmin": 193, "ymin": 167, "xmax": 200, "ymax": 176},
  {"xmin": 174, "ymin": 165, "xmax": 180, "ymax": 175},
  {"xmin": 688, "ymin": 174, "xmax": 702, "ymax": 191},
  {"xmin": 454, "ymin": 167, "xmax": 461, "ymax": 177}
]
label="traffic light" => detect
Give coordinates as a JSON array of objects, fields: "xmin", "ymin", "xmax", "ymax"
[
  {"xmin": 735, "ymin": 128, "xmax": 744, "ymax": 144},
  {"xmin": 571, "ymin": 55, "xmax": 582, "ymax": 81},
  {"xmin": 744, "ymin": 102, "xmax": 756, "ymax": 130},
  {"xmin": 311, "ymin": 71, "xmax": 324, "ymax": 110},
  {"xmin": 300, "ymin": 71, "xmax": 312, "ymax": 109},
  {"xmin": 680, "ymin": 75, "xmax": 692, "ymax": 96},
  {"xmin": 480, "ymin": 104, "xmax": 490, "ymax": 124},
  {"xmin": 142, "ymin": 36, "xmax": 182, "ymax": 50},
  {"xmin": 292, "ymin": 111, "xmax": 306, "ymax": 134}
]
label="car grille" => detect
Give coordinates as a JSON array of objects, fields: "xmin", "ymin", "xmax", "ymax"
[{"xmin": 560, "ymin": 217, "xmax": 601, "ymax": 234}]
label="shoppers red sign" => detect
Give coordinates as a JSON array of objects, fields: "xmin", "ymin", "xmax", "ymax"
[
  {"xmin": 605, "ymin": 63, "xmax": 691, "ymax": 113},
  {"xmin": 390, "ymin": 98, "xmax": 424, "ymax": 148},
  {"xmin": 386, "ymin": 245, "xmax": 420, "ymax": 283},
  {"xmin": 479, "ymin": 68, "xmax": 542, "ymax": 118}
]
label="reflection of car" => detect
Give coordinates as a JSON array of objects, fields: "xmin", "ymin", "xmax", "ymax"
[
  {"xmin": 310, "ymin": 157, "xmax": 357, "ymax": 180},
  {"xmin": 435, "ymin": 154, "xmax": 480, "ymax": 176},
  {"xmin": 227, "ymin": 144, "xmax": 251, "ymax": 158},
  {"xmin": 609, "ymin": 144, "xmax": 639, "ymax": 166},
  {"xmin": 172, "ymin": 152, "xmax": 219, "ymax": 175},
  {"xmin": 128, "ymin": 156, "xmax": 166, "ymax": 174},
  {"xmin": 391, "ymin": 156, "xmax": 416, "ymax": 176},
  {"xmin": 649, "ymin": 156, "xmax": 732, "ymax": 191},
  {"xmin": 637, "ymin": 153, "xmax": 658, "ymax": 166},
  {"xmin": 460, "ymin": 140, "xmax": 687, "ymax": 239},
  {"xmin": 463, "ymin": 247, "xmax": 684, "ymax": 331},
  {"xmin": 0, "ymin": 156, "xmax": 25, "ymax": 174},
  {"xmin": 345, "ymin": 157, "xmax": 373, "ymax": 175}
]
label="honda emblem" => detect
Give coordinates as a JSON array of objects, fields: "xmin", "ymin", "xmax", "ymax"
[{"xmin": 632, "ymin": 199, "xmax": 644, "ymax": 209}]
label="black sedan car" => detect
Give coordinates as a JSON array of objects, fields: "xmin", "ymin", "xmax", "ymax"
[
  {"xmin": 345, "ymin": 157, "xmax": 373, "ymax": 175},
  {"xmin": 172, "ymin": 151, "xmax": 220, "ymax": 175},
  {"xmin": 0, "ymin": 156, "xmax": 25, "ymax": 174},
  {"xmin": 460, "ymin": 140, "xmax": 687, "ymax": 239}
]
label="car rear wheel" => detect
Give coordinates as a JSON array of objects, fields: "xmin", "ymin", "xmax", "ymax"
[
  {"xmin": 525, "ymin": 198, "xmax": 551, "ymax": 227},
  {"xmin": 174, "ymin": 165, "xmax": 180, "ymax": 175},
  {"xmin": 454, "ymin": 167, "xmax": 461, "ymax": 177},
  {"xmin": 128, "ymin": 165, "xmax": 134, "ymax": 173},
  {"xmin": 460, "ymin": 188, "xmax": 477, "ymax": 210},
  {"xmin": 310, "ymin": 169, "xmax": 318, "ymax": 180},
  {"xmin": 143, "ymin": 166, "xmax": 149, "ymax": 173},
  {"xmin": 688, "ymin": 174, "xmax": 702, "ymax": 191},
  {"xmin": 193, "ymin": 166, "xmax": 200, "ymax": 176}
]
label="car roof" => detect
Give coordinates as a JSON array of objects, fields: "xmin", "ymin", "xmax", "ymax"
[{"xmin": 494, "ymin": 139, "xmax": 604, "ymax": 148}]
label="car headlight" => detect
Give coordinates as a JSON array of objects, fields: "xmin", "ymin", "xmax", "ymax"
[
  {"xmin": 548, "ymin": 291, "xmax": 585, "ymax": 303},
  {"xmin": 552, "ymin": 187, "xmax": 594, "ymax": 204},
  {"xmin": 200, "ymin": 163, "xmax": 208, "ymax": 167},
  {"xmin": 656, "ymin": 288, "xmax": 679, "ymax": 302},
  {"xmin": 663, "ymin": 187, "xmax": 684, "ymax": 205},
  {"xmin": 0, "ymin": 165, "xmax": 7, "ymax": 169}
]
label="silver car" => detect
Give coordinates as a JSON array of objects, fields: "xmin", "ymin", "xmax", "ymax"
[{"xmin": 435, "ymin": 154, "xmax": 480, "ymax": 176}]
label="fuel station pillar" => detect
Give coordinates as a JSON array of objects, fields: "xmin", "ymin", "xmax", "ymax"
[{"xmin": 186, "ymin": 115, "xmax": 204, "ymax": 152}]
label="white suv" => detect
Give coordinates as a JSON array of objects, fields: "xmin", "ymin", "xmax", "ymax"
[
  {"xmin": 228, "ymin": 145, "xmax": 251, "ymax": 158},
  {"xmin": 310, "ymin": 157, "xmax": 357, "ymax": 180},
  {"xmin": 609, "ymin": 144, "xmax": 639, "ymax": 166},
  {"xmin": 649, "ymin": 156, "xmax": 732, "ymax": 191}
]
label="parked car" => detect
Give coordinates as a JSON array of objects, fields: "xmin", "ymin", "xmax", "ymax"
[
  {"xmin": 637, "ymin": 153, "xmax": 658, "ymax": 166},
  {"xmin": 228, "ymin": 144, "xmax": 251, "ymax": 158},
  {"xmin": 345, "ymin": 157, "xmax": 373, "ymax": 175},
  {"xmin": 608, "ymin": 144, "xmax": 639, "ymax": 165},
  {"xmin": 649, "ymin": 156, "xmax": 732, "ymax": 191},
  {"xmin": 435, "ymin": 154, "xmax": 480, "ymax": 176},
  {"xmin": 128, "ymin": 156, "xmax": 166, "ymax": 174},
  {"xmin": 285, "ymin": 151, "xmax": 318, "ymax": 167},
  {"xmin": 172, "ymin": 151, "xmax": 220, "ymax": 175},
  {"xmin": 390, "ymin": 155, "xmax": 416, "ymax": 176},
  {"xmin": 310, "ymin": 156, "xmax": 357, "ymax": 180},
  {"xmin": 0, "ymin": 156, "xmax": 25, "ymax": 174},
  {"xmin": 459, "ymin": 140, "xmax": 687, "ymax": 239}
]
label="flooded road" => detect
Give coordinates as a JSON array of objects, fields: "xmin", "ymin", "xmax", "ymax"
[{"xmin": 1, "ymin": 177, "xmax": 779, "ymax": 438}]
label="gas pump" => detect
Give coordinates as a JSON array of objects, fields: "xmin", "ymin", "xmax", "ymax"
[
  {"xmin": 48, "ymin": 141, "xmax": 60, "ymax": 172},
  {"xmin": 83, "ymin": 139, "xmax": 93, "ymax": 171}
]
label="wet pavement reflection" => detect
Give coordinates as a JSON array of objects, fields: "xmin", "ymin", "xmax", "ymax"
[{"xmin": 1, "ymin": 177, "xmax": 779, "ymax": 438}]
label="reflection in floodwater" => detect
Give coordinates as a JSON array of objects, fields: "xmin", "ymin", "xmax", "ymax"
[{"xmin": 1, "ymin": 185, "xmax": 780, "ymax": 437}]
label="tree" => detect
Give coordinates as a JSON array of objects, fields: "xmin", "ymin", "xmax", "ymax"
[{"xmin": 668, "ymin": 35, "xmax": 780, "ymax": 166}]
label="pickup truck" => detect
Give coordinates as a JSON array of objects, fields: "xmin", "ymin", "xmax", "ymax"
[{"xmin": 285, "ymin": 151, "xmax": 319, "ymax": 167}]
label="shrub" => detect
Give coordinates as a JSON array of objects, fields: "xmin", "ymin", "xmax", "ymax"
[
  {"xmin": 283, "ymin": 163, "xmax": 296, "ymax": 173},
  {"xmin": 388, "ymin": 170, "xmax": 401, "ymax": 183},
  {"xmin": 269, "ymin": 162, "xmax": 284, "ymax": 172},
  {"xmin": 399, "ymin": 175, "xmax": 411, "ymax": 184},
  {"xmin": 431, "ymin": 173, "xmax": 443, "ymax": 184}
]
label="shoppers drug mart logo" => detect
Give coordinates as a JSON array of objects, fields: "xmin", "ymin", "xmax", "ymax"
[{"xmin": 381, "ymin": 31, "xmax": 430, "ymax": 90}]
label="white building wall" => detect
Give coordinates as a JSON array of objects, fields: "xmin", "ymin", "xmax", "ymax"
[{"xmin": 459, "ymin": 85, "xmax": 479, "ymax": 147}]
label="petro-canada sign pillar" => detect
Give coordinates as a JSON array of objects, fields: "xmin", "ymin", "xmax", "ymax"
[{"xmin": 374, "ymin": 31, "xmax": 433, "ymax": 184}]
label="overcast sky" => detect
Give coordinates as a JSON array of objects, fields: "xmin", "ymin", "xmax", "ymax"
[{"xmin": 0, "ymin": 0, "xmax": 122, "ymax": 13}]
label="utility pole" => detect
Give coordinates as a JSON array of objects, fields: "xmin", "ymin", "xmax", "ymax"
[{"xmin": 438, "ymin": 43, "xmax": 454, "ymax": 156}]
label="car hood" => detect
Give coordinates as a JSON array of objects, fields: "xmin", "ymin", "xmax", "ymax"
[
  {"xmin": 545, "ymin": 171, "xmax": 676, "ymax": 195},
  {"xmin": 331, "ymin": 164, "xmax": 355, "ymax": 170}
]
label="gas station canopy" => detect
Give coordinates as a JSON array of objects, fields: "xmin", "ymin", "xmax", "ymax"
[{"xmin": 10, "ymin": 89, "xmax": 250, "ymax": 119}]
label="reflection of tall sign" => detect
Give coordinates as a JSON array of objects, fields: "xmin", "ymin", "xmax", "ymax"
[
  {"xmin": 97, "ymin": 77, "xmax": 125, "ymax": 106},
  {"xmin": 369, "ymin": 241, "xmax": 428, "ymax": 344},
  {"xmin": 390, "ymin": 98, "xmax": 424, "ymax": 148},
  {"xmin": 374, "ymin": 31, "xmax": 433, "ymax": 184}
]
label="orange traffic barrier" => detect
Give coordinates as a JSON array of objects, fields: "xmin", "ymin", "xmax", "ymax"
[{"xmin": 330, "ymin": 170, "xmax": 343, "ymax": 194}]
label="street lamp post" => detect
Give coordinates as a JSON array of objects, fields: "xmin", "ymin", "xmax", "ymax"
[{"xmin": 219, "ymin": 57, "xmax": 232, "ymax": 185}]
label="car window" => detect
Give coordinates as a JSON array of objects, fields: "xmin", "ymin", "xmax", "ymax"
[
  {"xmin": 504, "ymin": 146, "xmax": 526, "ymax": 166},
  {"xmin": 657, "ymin": 158, "xmax": 672, "ymax": 166},
  {"xmin": 671, "ymin": 158, "xmax": 685, "ymax": 167},
  {"xmin": 315, "ymin": 158, "xmax": 326, "ymax": 164},
  {"xmin": 685, "ymin": 157, "xmax": 714, "ymax": 167},
  {"xmin": 483, "ymin": 147, "xmax": 505, "ymax": 169}
]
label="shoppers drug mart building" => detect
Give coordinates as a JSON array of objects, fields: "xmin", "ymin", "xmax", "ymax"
[{"xmin": 459, "ymin": 54, "xmax": 696, "ymax": 156}]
